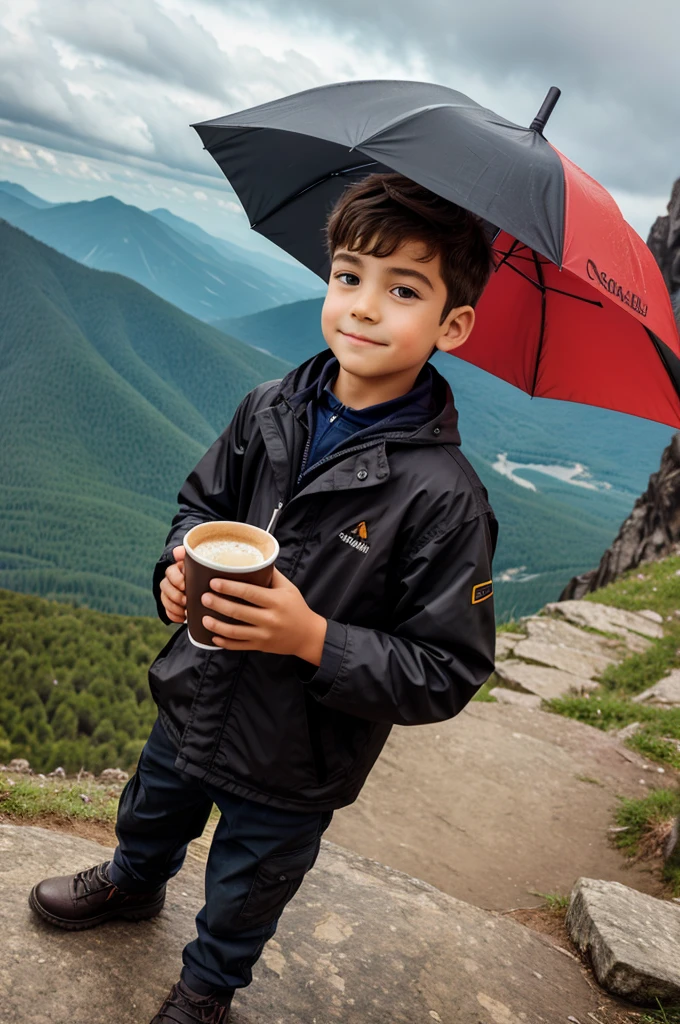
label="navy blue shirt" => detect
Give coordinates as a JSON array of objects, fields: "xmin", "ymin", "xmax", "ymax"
[{"xmin": 299, "ymin": 355, "xmax": 438, "ymax": 480}]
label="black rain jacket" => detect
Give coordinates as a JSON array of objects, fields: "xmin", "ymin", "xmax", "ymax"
[{"xmin": 149, "ymin": 349, "xmax": 498, "ymax": 811}]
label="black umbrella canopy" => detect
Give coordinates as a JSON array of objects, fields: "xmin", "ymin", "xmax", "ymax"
[{"xmin": 191, "ymin": 79, "xmax": 565, "ymax": 281}]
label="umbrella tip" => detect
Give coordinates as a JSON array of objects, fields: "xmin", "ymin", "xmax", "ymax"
[{"xmin": 530, "ymin": 86, "xmax": 561, "ymax": 135}]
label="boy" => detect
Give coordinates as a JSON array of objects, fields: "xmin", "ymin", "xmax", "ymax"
[{"xmin": 29, "ymin": 172, "xmax": 498, "ymax": 1023}]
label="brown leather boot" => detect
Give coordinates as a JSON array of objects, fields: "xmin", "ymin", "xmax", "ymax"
[
  {"xmin": 28, "ymin": 860, "xmax": 166, "ymax": 930},
  {"xmin": 150, "ymin": 978, "xmax": 233, "ymax": 1023}
]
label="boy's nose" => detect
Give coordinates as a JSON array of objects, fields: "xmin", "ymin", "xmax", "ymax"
[{"xmin": 350, "ymin": 298, "xmax": 379, "ymax": 322}]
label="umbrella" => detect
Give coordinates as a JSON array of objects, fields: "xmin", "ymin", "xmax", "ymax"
[{"xmin": 191, "ymin": 80, "xmax": 680, "ymax": 428}]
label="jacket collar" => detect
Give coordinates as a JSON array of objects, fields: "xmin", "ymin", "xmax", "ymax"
[{"xmin": 276, "ymin": 348, "xmax": 462, "ymax": 447}]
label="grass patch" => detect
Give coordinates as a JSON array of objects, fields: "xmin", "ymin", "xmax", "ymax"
[
  {"xmin": 639, "ymin": 1001, "xmax": 680, "ymax": 1023},
  {"xmin": 527, "ymin": 888, "xmax": 569, "ymax": 912},
  {"xmin": 544, "ymin": 693, "xmax": 680, "ymax": 771},
  {"xmin": 0, "ymin": 773, "xmax": 224, "ymax": 832},
  {"xmin": 0, "ymin": 773, "xmax": 119, "ymax": 823},
  {"xmin": 472, "ymin": 680, "xmax": 497, "ymax": 702},
  {"xmin": 598, "ymin": 624, "xmax": 680, "ymax": 696},
  {"xmin": 497, "ymin": 618, "xmax": 527, "ymax": 636},
  {"xmin": 583, "ymin": 555, "xmax": 680, "ymax": 619},
  {"xmin": 545, "ymin": 692, "xmax": 643, "ymax": 730},
  {"xmin": 612, "ymin": 788, "xmax": 680, "ymax": 897}
]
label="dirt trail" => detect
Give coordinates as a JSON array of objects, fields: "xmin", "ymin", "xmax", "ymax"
[{"xmin": 189, "ymin": 700, "xmax": 674, "ymax": 912}]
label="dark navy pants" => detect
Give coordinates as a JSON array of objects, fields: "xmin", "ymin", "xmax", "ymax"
[{"xmin": 108, "ymin": 716, "xmax": 333, "ymax": 995}]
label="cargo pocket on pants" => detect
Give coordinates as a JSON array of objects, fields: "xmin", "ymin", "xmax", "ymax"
[{"xmin": 236, "ymin": 835, "xmax": 322, "ymax": 930}]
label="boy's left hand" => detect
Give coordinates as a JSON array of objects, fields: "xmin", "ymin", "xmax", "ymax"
[{"xmin": 201, "ymin": 567, "xmax": 328, "ymax": 666}]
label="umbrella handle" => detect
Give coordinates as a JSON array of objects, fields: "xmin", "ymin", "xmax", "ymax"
[{"xmin": 530, "ymin": 86, "xmax": 561, "ymax": 135}]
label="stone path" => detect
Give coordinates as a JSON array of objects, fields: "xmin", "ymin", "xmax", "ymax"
[
  {"xmin": 2, "ymin": 824, "xmax": 637, "ymax": 1024},
  {"xmin": 492, "ymin": 600, "xmax": 662, "ymax": 702}
]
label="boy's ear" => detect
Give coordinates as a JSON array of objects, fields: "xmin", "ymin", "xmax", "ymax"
[{"xmin": 436, "ymin": 305, "xmax": 475, "ymax": 354}]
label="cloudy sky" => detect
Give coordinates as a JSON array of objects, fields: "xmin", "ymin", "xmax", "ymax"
[{"xmin": 1, "ymin": 0, "xmax": 678, "ymax": 250}]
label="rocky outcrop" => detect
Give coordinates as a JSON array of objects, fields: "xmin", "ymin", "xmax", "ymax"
[
  {"xmin": 559, "ymin": 433, "xmax": 680, "ymax": 599},
  {"xmin": 566, "ymin": 877, "xmax": 680, "ymax": 1005},
  {"xmin": 647, "ymin": 177, "xmax": 680, "ymax": 316}
]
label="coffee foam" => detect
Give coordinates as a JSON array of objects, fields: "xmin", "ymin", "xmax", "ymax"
[{"xmin": 193, "ymin": 539, "xmax": 265, "ymax": 568}]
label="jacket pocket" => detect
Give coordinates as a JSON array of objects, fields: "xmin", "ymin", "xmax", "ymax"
[
  {"xmin": 147, "ymin": 626, "xmax": 206, "ymax": 730},
  {"xmin": 236, "ymin": 835, "xmax": 322, "ymax": 930}
]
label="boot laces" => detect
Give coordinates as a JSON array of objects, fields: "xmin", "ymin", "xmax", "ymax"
[{"xmin": 73, "ymin": 861, "xmax": 110, "ymax": 896}]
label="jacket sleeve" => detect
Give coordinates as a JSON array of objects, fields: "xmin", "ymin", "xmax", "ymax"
[
  {"xmin": 152, "ymin": 383, "xmax": 275, "ymax": 624},
  {"xmin": 298, "ymin": 509, "xmax": 498, "ymax": 725}
]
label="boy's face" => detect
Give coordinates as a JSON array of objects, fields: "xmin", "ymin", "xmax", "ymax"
[{"xmin": 321, "ymin": 237, "xmax": 474, "ymax": 384}]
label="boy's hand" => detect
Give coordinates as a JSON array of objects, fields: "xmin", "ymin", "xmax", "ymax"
[
  {"xmin": 159, "ymin": 545, "xmax": 187, "ymax": 624},
  {"xmin": 201, "ymin": 567, "xmax": 328, "ymax": 666}
]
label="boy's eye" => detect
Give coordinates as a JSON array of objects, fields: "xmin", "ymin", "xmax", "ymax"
[
  {"xmin": 392, "ymin": 285, "xmax": 418, "ymax": 299},
  {"xmin": 335, "ymin": 272, "xmax": 360, "ymax": 285}
]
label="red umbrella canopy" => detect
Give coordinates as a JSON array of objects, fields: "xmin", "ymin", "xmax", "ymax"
[{"xmin": 463, "ymin": 148, "xmax": 680, "ymax": 428}]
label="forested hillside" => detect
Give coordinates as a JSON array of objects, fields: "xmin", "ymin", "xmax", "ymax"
[
  {"xmin": 0, "ymin": 588, "xmax": 170, "ymax": 775},
  {"xmin": 0, "ymin": 221, "xmax": 289, "ymax": 615}
]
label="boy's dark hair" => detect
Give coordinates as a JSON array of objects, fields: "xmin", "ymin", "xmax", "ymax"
[{"xmin": 325, "ymin": 172, "xmax": 494, "ymax": 326}]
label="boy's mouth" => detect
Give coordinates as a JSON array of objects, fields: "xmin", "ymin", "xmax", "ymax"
[{"xmin": 340, "ymin": 330, "xmax": 386, "ymax": 346}]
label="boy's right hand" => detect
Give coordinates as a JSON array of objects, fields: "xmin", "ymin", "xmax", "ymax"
[{"xmin": 159, "ymin": 545, "xmax": 187, "ymax": 623}]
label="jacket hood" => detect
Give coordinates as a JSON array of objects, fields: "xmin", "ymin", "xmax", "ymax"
[{"xmin": 276, "ymin": 347, "xmax": 462, "ymax": 447}]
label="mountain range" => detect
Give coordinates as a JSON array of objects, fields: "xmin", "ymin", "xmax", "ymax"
[{"xmin": 0, "ymin": 183, "xmax": 322, "ymax": 323}]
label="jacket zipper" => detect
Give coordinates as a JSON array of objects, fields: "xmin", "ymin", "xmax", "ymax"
[
  {"xmin": 296, "ymin": 438, "xmax": 385, "ymax": 486},
  {"xmin": 265, "ymin": 437, "xmax": 381, "ymax": 542}
]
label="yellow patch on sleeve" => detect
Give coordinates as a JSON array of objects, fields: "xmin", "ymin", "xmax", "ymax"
[{"xmin": 472, "ymin": 580, "xmax": 494, "ymax": 604}]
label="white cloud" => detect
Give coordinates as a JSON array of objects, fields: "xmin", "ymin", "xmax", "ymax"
[
  {"xmin": 193, "ymin": 189, "xmax": 207, "ymax": 200},
  {"xmin": 216, "ymin": 197, "xmax": 241, "ymax": 213},
  {"xmin": 1, "ymin": 138, "xmax": 37, "ymax": 165},
  {"xmin": 35, "ymin": 147, "xmax": 57, "ymax": 165}
]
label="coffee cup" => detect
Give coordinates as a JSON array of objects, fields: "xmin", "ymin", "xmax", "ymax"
[{"xmin": 183, "ymin": 521, "xmax": 279, "ymax": 650}]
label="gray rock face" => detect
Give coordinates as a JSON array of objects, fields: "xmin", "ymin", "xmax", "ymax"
[
  {"xmin": 544, "ymin": 601, "xmax": 662, "ymax": 641},
  {"xmin": 494, "ymin": 658, "xmax": 598, "ymax": 699},
  {"xmin": 512, "ymin": 638, "xmax": 613, "ymax": 680},
  {"xmin": 566, "ymin": 877, "xmax": 680, "ymax": 1005},
  {"xmin": 631, "ymin": 669, "xmax": 680, "ymax": 707},
  {"xmin": 647, "ymin": 178, "xmax": 680, "ymax": 303},
  {"xmin": 522, "ymin": 615, "xmax": 626, "ymax": 658},
  {"xmin": 1, "ymin": 824, "xmax": 608, "ymax": 1023},
  {"xmin": 495, "ymin": 632, "xmax": 525, "ymax": 659},
  {"xmin": 559, "ymin": 435, "xmax": 680, "ymax": 601},
  {"xmin": 488, "ymin": 686, "xmax": 543, "ymax": 708}
]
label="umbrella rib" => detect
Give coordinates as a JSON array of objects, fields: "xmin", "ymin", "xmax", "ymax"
[
  {"xmin": 502, "ymin": 260, "xmax": 603, "ymax": 307},
  {"xmin": 250, "ymin": 160, "xmax": 380, "ymax": 229},
  {"xmin": 530, "ymin": 250, "xmax": 546, "ymax": 398},
  {"xmin": 493, "ymin": 238, "xmax": 521, "ymax": 272}
]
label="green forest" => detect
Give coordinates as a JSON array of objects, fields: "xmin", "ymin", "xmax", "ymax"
[{"xmin": 0, "ymin": 588, "xmax": 172, "ymax": 775}]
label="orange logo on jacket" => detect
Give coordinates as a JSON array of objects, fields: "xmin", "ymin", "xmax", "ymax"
[
  {"xmin": 339, "ymin": 521, "xmax": 370, "ymax": 554},
  {"xmin": 472, "ymin": 580, "xmax": 493, "ymax": 604}
]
